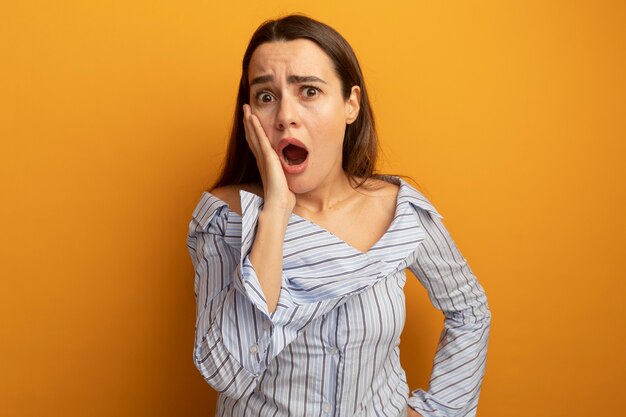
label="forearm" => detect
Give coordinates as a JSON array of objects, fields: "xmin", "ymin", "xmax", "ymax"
[
  {"xmin": 407, "ymin": 408, "xmax": 423, "ymax": 417},
  {"xmin": 249, "ymin": 208, "xmax": 290, "ymax": 313},
  {"xmin": 193, "ymin": 287, "xmax": 260, "ymax": 398},
  {"xmin": 407, "ymin": 207, "xmax": 491, "ymax": 416}
]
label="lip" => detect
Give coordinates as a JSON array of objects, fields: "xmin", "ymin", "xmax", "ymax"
[{"xmin": 277, "ymin": 137, "xmax": 309, "ymax": 175}]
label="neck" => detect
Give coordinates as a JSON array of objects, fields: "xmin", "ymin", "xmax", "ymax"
[{"xmin": 294, "ymin": 171, "xmax": 357, "ymax": 214}]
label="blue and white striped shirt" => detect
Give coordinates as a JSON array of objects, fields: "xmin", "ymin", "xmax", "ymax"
[{"xmin": 187, "ymin": 176, "xmax": 491, "ymax": 417}]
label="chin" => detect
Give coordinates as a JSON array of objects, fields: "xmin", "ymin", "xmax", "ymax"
[
  {"xmin": 285, "ymin": 175, "xmax": 317, "ymax": 195},
  {"xmin": 282, "ymin": 156, "xmax": 345, "ymax": 195},
  {"xmin": 284, "ymin": 167, "xmax": 333, "ymax": 194}
]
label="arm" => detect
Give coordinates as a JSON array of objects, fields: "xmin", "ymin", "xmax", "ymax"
[
  {"xmin": 248, "ymin": 210, "xmax": 290, "ymax": 312},
  {"xmin": 243, "ymin": 103, "xmax": 295, "ymax": 313},
  {"xmin": 188, "ymin": 221, "xmax": 266, "ymax": 399},
  {"xmin": 189, "ymin": 195, "xmax": 296, "ymax": 401},
  {"xmin": 188, "ymin": 104, "xmax": 295, "ymax": 399},
  {"xmin": 407, "ymin": 208, "xmax": 492, "ymax": 417}
]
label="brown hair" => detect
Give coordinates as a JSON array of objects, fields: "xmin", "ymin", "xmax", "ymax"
[{"xmin": 211, "ymin": 14, "xmax": 379, "ymax": 190}]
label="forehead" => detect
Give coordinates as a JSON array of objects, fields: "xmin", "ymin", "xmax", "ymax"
[{"xmin": 248, "ymin": 39, "xmax": 336, "ymax": 81}]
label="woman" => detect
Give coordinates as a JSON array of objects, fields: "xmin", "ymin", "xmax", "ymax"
[{"xmin": 187, "ymin": 14, "xmax": 491, "ymax": 417}]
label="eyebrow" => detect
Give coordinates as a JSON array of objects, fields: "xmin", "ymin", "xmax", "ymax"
[{"xmin": 249, "ymin": 74, "xmax": 327, "ymax": 87}]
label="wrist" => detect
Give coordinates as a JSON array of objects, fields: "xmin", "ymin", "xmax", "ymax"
[{"xmin": 259, "ymin": 205, "xmax": 292, "ymax": 227}]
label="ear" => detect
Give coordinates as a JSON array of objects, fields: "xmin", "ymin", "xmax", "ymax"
[{"xmin": 344, "ymin": 85, "xmax": 361, "ymax": 125}]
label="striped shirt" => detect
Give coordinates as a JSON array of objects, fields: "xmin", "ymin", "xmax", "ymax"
[{"xmin": 187, "ymin": 176, "xmax": 491, "ymax": 417}]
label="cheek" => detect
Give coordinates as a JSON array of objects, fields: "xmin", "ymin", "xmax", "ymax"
[
  {"xmin": 259, "ymin": 117, "xmax": 274, "ymax": 136},
  {"xmin": 251, "ymin": 110, "xmax": 275, "ymax": 140},
  {"xmin": 311, "ymin": 104, "xmax": 347, "ymax": 144}
]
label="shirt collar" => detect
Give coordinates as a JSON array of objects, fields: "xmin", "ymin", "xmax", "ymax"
[
  {"xmin": 191, "ymin": 175, "xmax": 442, "ymax": 234},
  {"xmin": 383, "ymin": 176, "xmax": 443, "ymax": 219}
]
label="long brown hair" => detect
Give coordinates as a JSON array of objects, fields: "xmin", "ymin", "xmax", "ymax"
[{"xmin": 211, "ymin": 14, "xmax": 379, "ymax": 190}]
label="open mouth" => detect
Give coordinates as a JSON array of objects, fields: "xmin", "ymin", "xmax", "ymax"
[
  {"xmin": 277, "ymin": 138, "xmax": 309, "ymax": 174},
  {"xmin": 282, "ymin": 144, "xmax": 308, "ymax": 165}
]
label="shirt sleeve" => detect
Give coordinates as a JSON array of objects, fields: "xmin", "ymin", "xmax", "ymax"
[
  {"xmin": 406, "ymin": 208, "xmax": 492, "ymax": 417},
  {"xmin": 189, "ymin": 190, "xmax": 362, "ymax": 401},
  {"xmin": 187, "ymin": 197, "xmax": 273, "ymax": 400}
]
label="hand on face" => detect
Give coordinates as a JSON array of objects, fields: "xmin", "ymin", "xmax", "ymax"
[{"xmin": 243, "ymin": 103, "xmax": 296, "ymax": 214}]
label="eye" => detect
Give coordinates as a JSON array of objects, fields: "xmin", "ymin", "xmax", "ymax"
[
  {"xmin": 255, "ymin": 91, "xmax": 275, "ymax": 103},
  {"xmin": 302, "ymin": 86, "xmax": 320, "ymax": 98}
]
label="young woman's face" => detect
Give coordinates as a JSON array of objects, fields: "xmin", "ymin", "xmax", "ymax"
[{"xmin": 247, "ymin": 39, "xmax": 360, "ymax": 195}]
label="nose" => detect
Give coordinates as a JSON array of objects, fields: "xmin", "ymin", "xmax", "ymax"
[{"xmin": 275, "ymin": 96, "xmax": 299, "ymax": 130}]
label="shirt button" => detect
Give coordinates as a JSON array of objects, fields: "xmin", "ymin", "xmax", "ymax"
[
  {"xmin": 249, "ymin": 344, "xmax": 258, "ymax": 354},
  {"xmin": 322, "ymin": 403, "xmax": 331, "ymax": 412},
  {"xmin": 263, "ymin": 320, "xmax": 272, "ymax": 330},
  {"xmin": 328, "ymin": 346, "xmax": 339, "ymax": 354}
]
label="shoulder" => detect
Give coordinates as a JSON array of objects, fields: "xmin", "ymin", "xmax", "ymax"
[
  {"xmin": 355, "ymin": 176, "xmax": 400, "ymax": 204},
  {"xmin": 350, "ymin": 177, "xmax": 400, "ymax": 217},
  {"xmin": 189, "ymin": 182, "xmax": 263, "ymax": 236},
  {"xmin": 397, "ymin": 180, "xmax": 443, "ymax": 220},
  {"xmin": 210, "ymin": 183, "xmax": 263, "ymax": 215},
  {"xmin": 359, "ymin": 177, "xmax": 400, "ymax": 197},
  {"xmin": 361, "ymin": 175, "xmax": 443, "ymax": 219}
]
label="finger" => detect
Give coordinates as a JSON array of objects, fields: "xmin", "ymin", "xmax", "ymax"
[
  {"xmin": 242, "ymin": 105, "xmax": 261, "ymax": 157},
  {"xmin": 243, "ymin": 105, "xmax": 270, "ymax": 183}
]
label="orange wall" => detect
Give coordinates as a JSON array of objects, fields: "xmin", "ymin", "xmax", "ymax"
[{"xmin": 2, "ymin": 1, "xmax": 624, "ymax": 416}]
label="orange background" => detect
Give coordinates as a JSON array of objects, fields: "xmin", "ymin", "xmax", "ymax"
[{"xmin": 1, "ymin": 1, "xmax": 624, "ymax": 416}]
